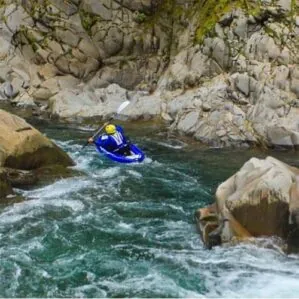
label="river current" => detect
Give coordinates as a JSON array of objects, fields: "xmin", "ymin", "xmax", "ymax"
[{"xmin": 1, "ymin": 122, "xmax": 299, "ymax": 297}]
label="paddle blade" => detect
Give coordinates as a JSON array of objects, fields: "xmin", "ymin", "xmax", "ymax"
[{"xmin": 117, "ymin": 100, "xmax": 130, "ymax": 114}]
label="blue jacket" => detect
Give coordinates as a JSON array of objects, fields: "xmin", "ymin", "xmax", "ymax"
[{"xmin": 94, "ymin": 125, "xmax": 128, "ymax": 152}]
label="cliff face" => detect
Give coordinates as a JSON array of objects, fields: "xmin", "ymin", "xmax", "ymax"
[
  {"xmin": 0, "ymin": 0, "xmax": 176, "ymax": 92},
  {"xmin": 0, "ymin": 0, "xmax": 298, "ymax": 148}
]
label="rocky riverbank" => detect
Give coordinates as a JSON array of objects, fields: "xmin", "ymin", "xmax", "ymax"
[{"xmin": 0, "ymin": 0, "xmax": 298, "ymax": 149}]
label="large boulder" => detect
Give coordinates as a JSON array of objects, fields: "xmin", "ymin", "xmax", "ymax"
[
  {"xmin": 195, "ymin": 156, "xmax": 299, "ymax": 252},
  {"xmin": 0, "ymin": 109, "xmax": 74, "ymax": 170}
]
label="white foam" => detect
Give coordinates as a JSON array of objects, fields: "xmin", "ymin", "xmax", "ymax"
[
  {"xmin": 20, "ymin": 177, "xmax": 91, "ymax": 200},
  {"xmin": 126, "ymin": 169, "xmax": 143, "ymax": 178},
  {"xmin": 91, "ymin": 166, "xmax": 121, "ymax": 179},
  {"xmin": 156, "ymin": 141, "xmax": 187, "ymax": 149},
  {"xmin": 73, "ymin": 284, "xmax": 107, "ymax": 298},
  {"xmin": 117, "ymin": 221, "xmax": 133, "ymax": 230},
  {"xmin": 0, "ymin": 196, "xmax": 85, "ymax": 225},
  {"xmin": 162, "ymin": 203, "xmax": 185, "ymax": 213},
  {"xmin": 97, "ymin": 270, "xmax": 203, "ymax": 298}
]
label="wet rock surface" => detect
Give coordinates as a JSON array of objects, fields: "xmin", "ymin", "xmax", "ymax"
[
  {"xmin": 0, "ymin": 109, "xmax": 76, "ymax": 201},
  {"xmin": 196, "ymin": 156, "xmax": 299, "ymax": 253},
  {"xmin": 0, "ymin": 109, "xmax": 74, "ymax": 169}
]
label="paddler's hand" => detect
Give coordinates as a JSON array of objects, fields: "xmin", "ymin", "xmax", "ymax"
[{"xmin": 88, "ymin": 137, "xmax": 94, "ymax": 144}]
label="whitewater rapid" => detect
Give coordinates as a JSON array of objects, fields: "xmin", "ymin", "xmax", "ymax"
[{"xmin": 1, "ymin": 129, "xmax": 299, "ymax": 297}]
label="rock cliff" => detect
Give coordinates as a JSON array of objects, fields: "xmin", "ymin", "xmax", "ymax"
[{"xmin": 0, "ymin": 0, "xmax": 298, "ymax": 148}]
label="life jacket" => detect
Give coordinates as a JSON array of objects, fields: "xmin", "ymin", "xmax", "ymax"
[
  {"xmin": 110, "ymin": 131, "xmax": 125, "ymax": 148},
  {"xmin": 96, "ymin": 127, "xmax": 127, "ymax": 152}
]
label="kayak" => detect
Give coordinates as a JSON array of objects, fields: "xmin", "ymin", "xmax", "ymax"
[{"xmin": 95, "ymin": 143, "xmax": 145, "ymax": 163}]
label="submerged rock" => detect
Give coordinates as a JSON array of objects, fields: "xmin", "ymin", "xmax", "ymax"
[
  {"xmin": 0, "ymin": 168, "xmax": 13, "ymax": 199},
  {"xmin": 4, "ymin": 167, "xmax": 38, "ymax": 187},
  {"xmin": 195, "ymin": 156, "xmax": 299, "ymax": 253}
]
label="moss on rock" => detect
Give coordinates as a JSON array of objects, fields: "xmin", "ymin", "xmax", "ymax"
[
  {"xmin": 79, "ymin": 10, "xmax": 101, "ymax": 36},
  {"xmin": 194, "ymin": 0, "xmax": 263, "ymax": 43}
]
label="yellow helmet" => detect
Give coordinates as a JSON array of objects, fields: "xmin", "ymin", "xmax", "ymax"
[{"xmin": 105, "ymin": 124, "xmax": 116, "ymax": 135}]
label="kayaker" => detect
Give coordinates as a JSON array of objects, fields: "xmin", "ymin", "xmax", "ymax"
[{"xmin": 88, "ymin": 124, "xmax": 131, "ymax": 156}]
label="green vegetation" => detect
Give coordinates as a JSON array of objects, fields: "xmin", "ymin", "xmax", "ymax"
[
  {"xmin": 1, "ymin": 14, "xmax": 7, "ymax": 23},
  {"xmin": 19, "ymin": 25, "xmax": 39, "ymax": 52},
  {"xmin": 291, "ymin": 0, "xmax": 298, "ymax": 14},
  {"xmin": 194, "ymin": 0, "xmax": 262, "ymax": 43},
  {"xmin": 40, "ymin": 37, "xmax": 49, "ymax": 49},
  {"xmin": 79, "ymin": 10, "xmax": 101, "ymax": 36},
  {"xmin": 264, "ymin": 25, "xmax": 279, "ymax": 39},
  {"xmin": 134, "ymin": 12, "xmax": 147, "ymax": 23}
]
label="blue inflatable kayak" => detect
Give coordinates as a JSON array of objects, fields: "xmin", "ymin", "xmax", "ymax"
[{"xmin": 95, "ymin": 143, "xmax": 145, "ymax": 163}]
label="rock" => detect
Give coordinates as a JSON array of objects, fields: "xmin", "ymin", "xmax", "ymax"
[
  {"xmin": 288, "ymin": 176, "xmax": 299, "ymax": 253},
  {"xmin": 0, "ymin": 63, "xmax": 11, "ymax": 83},
  {"xmin": 166, "ymin": 90, "xmax": 200, "ymax": 116},
  {"xmin": 277, "ymin": 0, "xmax": 292, "ymax": 11},
  {"xmin": 0, "ymin": 109, "xmax": 74, "ymax": 169},
  {"xmin": 0, "ymin": 0, "xmax": 298, "ymax": 152},
  {"xmin": 48, "ymin": 0, "xmax": 78, "ymax": 15},
  {"xmin": 12, "ymin": 92, "xmax": 36, "ymax": 107},
  {"xmin": 194, "ymin": 203, "xmax": 221, "ymax": 249},
  {"xmin": 0, "ymin": 35, "xmax": 11, "ymax": 60},
  {"xmin": 124, "ymin": 94, "xmax": 162, "ymax": 120},
  {"xmin": 232, "ymin": 14, "xmax": 248, "ymax": 40},
  {"xmin": 273, "ymin": 65, "xmax": 290, "ymax": 90},
  {"xmin": 54, "ymin": 56, "xmax": 70, "ymax": 74},
  {"xmin": 177, "ymin": 111, "xmax": 199, "ymax": 134},
  {"xmin": 54, "ymin": 28, "xmax": 80, "ymax": 47},
  {"xmin": 102, "ymin": 27, "xmax": 124, "ymax": 57},
  {"xmin": 49, "ymin": 84, "xmax": 132, "ymax": 119},
  {"xmin": 4, "ymin": 167, "xmax": 38, "ymax": 187},
  {"xmin": 290, "ymin": 78, "xmax": 299, "ymax": 97},
  {"xmin": 0, "ymin": 82, "xmax": 16, "ymax": 99},
  {"xmin": 0, "ymin": 168, "xmax": 13, "ymax": 199},
  {"xmin": 82, "ymin": 0, "xmax": 112, "ymax": 20},
  {"xmin": 121, "ymin": 0, "xmax": 154, "ymax": 13},
  {"xmin": 49, "ymin": 89, "xmax": 95, "ymax": 119},
  {"xmin": 245, "ymin": 33, "xmax": 280, "ymax": 62},
  {"xmin": 196, "ymin": 156, "xmax": 299, "ymax": 252},
  {"xmin": 32, "ymin": 87, "xmax": 54, "ymax": 101},
  {"xmin": 33, "ymin": 164, "xmax": 83, "ymax": 185},
  {"xmin": 5, "ymin": 5, "xmax": 34, "ymax": 34},
  {"xmin": 78, "ymin": 38, "xmax": 100, "ymax": 59},
  {"xmin": 203, "ymin": 37, "xmax": 231, "ymax": 70},
  {"xmin": 38, "ymin": 64, "xmax": 60, "ymax": 80},
  {"xmin": 267, "ymin": 126, "xmax": 299, "ymax": 148},
  {"xmin": 47, "ymin": 40, "xmax": 64, "ymax": 55},
  {"xmin": 233, "ymin": 73, "xmax": 250, "ymax": 96}
]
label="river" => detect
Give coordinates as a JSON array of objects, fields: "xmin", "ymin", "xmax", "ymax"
[{"xmin": 1, "ymin": 121, "xmax": 299, "ymax": 297}]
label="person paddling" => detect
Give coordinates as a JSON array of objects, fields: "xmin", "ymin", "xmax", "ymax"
[{"xmin": 88, "ymin": 124, "xmax": 131, "ymax": 156}]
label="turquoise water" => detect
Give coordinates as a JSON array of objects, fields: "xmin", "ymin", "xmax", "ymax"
[{"xmin": 1, "ymin": 122, "xmax": 299, "ymax": 297}]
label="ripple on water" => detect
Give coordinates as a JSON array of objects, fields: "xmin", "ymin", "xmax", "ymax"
[{"xmin": 1, "ymin": 133, "xmax": 299, "ymax": 297}]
